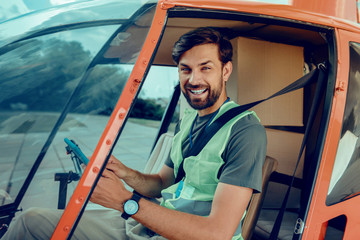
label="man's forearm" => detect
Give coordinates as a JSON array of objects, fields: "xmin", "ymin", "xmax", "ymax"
[
  {"xmin": 123, "ymin": 168, "xmax": 165, "ymax": 198},
  {"xmin": 129, "ymin": 183, "xmax": 253, "ymax": 240},
  {"xmin": 132, "ymin": 197, "xmax": 236, "ymax": 240}
]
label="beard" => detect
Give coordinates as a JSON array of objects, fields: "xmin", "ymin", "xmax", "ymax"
[{"xmin": 182, "ymin": 79, "xmax": 223, "ymax": 111}]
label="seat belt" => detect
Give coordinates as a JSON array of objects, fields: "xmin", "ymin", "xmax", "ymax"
[
  {"xmin": 269, "ymin": 63, "xmax": 327, "ymax": 240},
  {"xmin": 174, "ymin": 65, "xmax": 323, "ymax": 184}
]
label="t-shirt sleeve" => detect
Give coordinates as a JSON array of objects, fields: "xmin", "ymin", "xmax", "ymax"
[{"xmin": 219, "ymin": 114, "xmax": 267, "ymax": 193}]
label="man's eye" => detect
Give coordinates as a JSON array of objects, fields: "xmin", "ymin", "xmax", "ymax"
[
  {"xmin": 202, "ymin": 66, "xmax": 210, "ymax": 70},
  {"xmin": 181, "ymin": 68, "xmax": 190, "ymax": 73}
]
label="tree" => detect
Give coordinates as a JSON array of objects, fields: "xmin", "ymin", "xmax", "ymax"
[
  {"xmin": 0, "ymin": 37, "xmax": 129, "ymax": 115},
  {"xmin": 130, "ymin": 98, "xmax": 164, "ymax": 120}
]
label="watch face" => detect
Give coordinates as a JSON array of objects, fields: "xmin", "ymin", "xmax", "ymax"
[{"xmin": 124, "ymin": 199, "xmax": 139, "ymax": 215}]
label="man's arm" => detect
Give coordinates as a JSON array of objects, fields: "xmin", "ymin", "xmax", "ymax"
[
  {"xmin": 105, "ymin": 156, "xmax": 175, "ymax": 198},
  {"xmin": 136, "ymin": 182, "xmax": 252, "ymax": 240},
  {"xmin": 91, "ymin": 169, "xmax": 252, "ymax": 240}
]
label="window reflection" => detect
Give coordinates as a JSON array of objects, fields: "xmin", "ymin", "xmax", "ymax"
[
  {"xmin": 0, "ymin": 25, "xmax": 131, "ymax": 208},
  {"xmin": 326, "ymin": 42, "xmax": 360, "ymax": 205}
]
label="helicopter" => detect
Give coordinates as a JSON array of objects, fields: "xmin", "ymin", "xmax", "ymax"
[{"xmin": 0, "ymin": 0, "xmax": 359, "ymax": 239}]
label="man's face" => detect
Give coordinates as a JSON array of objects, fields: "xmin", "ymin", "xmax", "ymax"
[{"xmin": 178, "ymin": 43, "xmax": 231, "ymax": 116}]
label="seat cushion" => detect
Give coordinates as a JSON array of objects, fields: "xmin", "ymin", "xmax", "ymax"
[{"xmin": 253, "ymin": 210, "xmax": 298, "ymax": 240}]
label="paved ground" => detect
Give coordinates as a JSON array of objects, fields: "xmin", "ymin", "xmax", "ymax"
[{"xmin": 0, "ymin": 113, "xmax": 160, "ymax": 212}]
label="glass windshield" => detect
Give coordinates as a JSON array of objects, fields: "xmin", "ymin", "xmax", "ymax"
[
  {"xmin": 0, "ymin": 0, "xmax": 149, "ymax": 45},
  {"xmin": 326, "ymin": 42, "xmax": 360, "ymax": 205},
  {"xmin": 0, "ymin": 0, "xmax": 156, "ymax": 211}
]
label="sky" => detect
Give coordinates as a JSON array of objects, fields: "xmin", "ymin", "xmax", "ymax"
[
  {"xmin": 0, "ymin": 0, "xmax": 89, "ymax": 23},
  {"xmin": 0, "ymin": 0, "xmax": 292, "ymax": 23}
]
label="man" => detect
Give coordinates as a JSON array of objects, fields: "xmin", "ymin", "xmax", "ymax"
[{"xmin": 2, "ymin": 27, "xmax": 266, "ymax": 240}]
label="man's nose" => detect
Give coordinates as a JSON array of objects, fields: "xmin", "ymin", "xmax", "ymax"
[{"xmin": 189, "ymin": 69, "xmax": 202, "ymax": 85}]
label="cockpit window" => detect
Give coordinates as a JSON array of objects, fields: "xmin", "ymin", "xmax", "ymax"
[
  {"xmin": 0, "ymin": 1, "xmax": 156, "ymax": 212},
  {"xmin": 326, "ymin": 42, "xmax": 360, "ymax": 205}
]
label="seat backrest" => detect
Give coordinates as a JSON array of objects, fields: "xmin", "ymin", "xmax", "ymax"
[
  {"xmin": 143, "ymin": 132, "xmax": 174, "ymax": 174},
  {"xmin": 242, "ymin": 156, "xmax": 278, "ymax": 240}
]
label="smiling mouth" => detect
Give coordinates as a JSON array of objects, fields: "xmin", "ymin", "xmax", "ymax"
[{"xmin": 189, "ymin": 88, "xmax": 207, "ymax": 95}]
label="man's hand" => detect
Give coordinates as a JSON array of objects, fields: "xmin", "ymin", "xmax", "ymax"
[
  {"xmin": 106, "ymin": 155, "xmax": 129, "ymax": 179},
  {"xmin": 102, "ymin": 155, "xmax": 174, "ymax": 198},
  {"xmin": 90, "ymin": 168, "xmax": 131, "ymax": 211},
  {"xmin": 90, "ymin": 155, "xmax": 174, "ymax": 209}
]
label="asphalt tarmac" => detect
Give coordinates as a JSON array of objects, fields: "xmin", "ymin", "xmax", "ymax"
[{"xmin": 0, "ymin": 113, "xmax": 158, "ymax": 212}]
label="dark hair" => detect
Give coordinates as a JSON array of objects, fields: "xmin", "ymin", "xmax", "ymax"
[{"xmin": 172, "ymin": 27, "xmax": 233, "ymax": 65}]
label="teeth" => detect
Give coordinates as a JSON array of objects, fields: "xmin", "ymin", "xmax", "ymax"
[{"xmin": 190, "ymin": 89, "xmax": 206, "ymax": 95}]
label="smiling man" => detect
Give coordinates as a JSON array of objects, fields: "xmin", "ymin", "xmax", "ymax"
[
  {"xmin": 178, "ymin": 43, "xmax": 230, "ymax": 115},
  {"xmin": 2, "ymin": 27, "xmax": 266, "ymax": 240}
]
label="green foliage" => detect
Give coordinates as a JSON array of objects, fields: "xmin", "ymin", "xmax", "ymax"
[
  {"xmin": 0, "ymin": 37, "xmax": 129, "ymax": 115},
  {"xmin": 130, "ymin": 98, "xmax": 165, "ymax": 120}
]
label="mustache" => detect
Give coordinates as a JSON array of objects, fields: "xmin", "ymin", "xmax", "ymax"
[{"xmin": 184, "ymin": 83, "xmax": 209, "ymax": 89}]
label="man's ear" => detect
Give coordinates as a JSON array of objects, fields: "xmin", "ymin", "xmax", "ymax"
[{"xmin": 222, "ymin": 61, "xmax": 233, "ymax": 82}]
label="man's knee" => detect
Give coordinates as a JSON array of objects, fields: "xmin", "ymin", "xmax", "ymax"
[
  {"xmin": 5, "ymin": 207, "xmax": 62, "ymax": 240},
  {"xmin": 22, "ymin": 207, "xmax": 57, "ymax": 229}
]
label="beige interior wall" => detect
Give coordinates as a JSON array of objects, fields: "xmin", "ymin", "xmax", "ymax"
[
  {"xmin": 233, "ymin": 37, "xmax": 305, "ymax": 207},
  {"xmin": 266, "ymin": 129, "xmax": 304, "ymax": 178},
  {"xmin": 226, "ymin": 39, "xmax": 239, "ymax": 101},
  {"xmin": 263, "ymin": 129, "xmax": 304, "ymax": 208},
  {"xmin": 233, "ymin": 36, "xmax": 305, "ymax": 173},
  {"xmin": 235, "ymin": 37, "xmax": 304, "ymax": 126}
]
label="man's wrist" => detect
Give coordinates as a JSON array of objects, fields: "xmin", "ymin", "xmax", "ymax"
[
  {"xmin": 121, "ymin": 192, "xmax": 142, "ymax": 220},
  {"xmin": 119, "ymin": 190, "xmax": 132, "ymax": 211}
]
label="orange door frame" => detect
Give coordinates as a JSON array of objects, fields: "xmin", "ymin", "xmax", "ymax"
[
  {"xmin": 302, "ymin": 28, "xmax": 360, "ymax": 239},
  {"xmin": 50, "ymin": 1, "xmax": 172, "ymax": 239},
  {"xmin": 161, "ymin": 0, "xmax": 359, "ymax": 29}
]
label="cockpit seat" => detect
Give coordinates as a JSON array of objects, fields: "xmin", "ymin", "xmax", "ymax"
[
  {"xmin": 143, "ymin": 132, "xmax": 174, "ymax": 174},
  {"xmin": 242, "ymin": 156, "xmax": 278, "ymax": 240}
]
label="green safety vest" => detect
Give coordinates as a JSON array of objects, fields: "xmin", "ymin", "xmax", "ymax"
[{"xmin": 160, "ymin": 101, "xmax": 259, "ymax": 240}]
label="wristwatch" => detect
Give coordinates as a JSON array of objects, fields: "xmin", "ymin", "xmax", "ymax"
[{"xmin": 121, "ymin": 192, "xmax": 141, "ymax": 220}]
